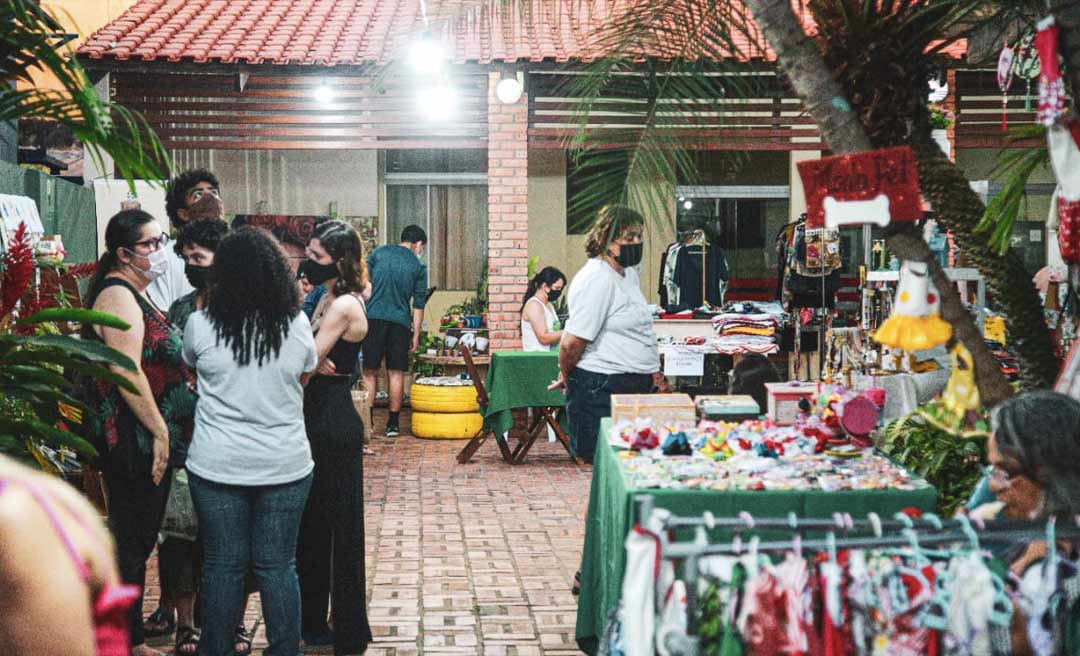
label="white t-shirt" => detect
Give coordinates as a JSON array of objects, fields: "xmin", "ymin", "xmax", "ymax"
[
  {"xmin": 565, "ymin": 258, "xmax": 660, "ymax": 375},
  {"xmin": 521, "ymin": 297, "xmax": 558, "ymax": 352},
  {"xmin": 146, "ymin": 250, "xmax": 193, "ymax": 313},
  {"xmin": 183, "ymin": 311, "xmax": 318, "ymax": 486}
]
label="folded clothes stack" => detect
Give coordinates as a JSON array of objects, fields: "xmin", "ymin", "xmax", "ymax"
[{"xmin": 710, "ymin": 312, "xmax": 780, "ymax": 354}]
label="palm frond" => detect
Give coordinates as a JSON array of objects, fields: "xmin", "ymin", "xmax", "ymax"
[
  {"xmin": 0, "ymin": 0, "xmax": 170, "ymax": 184},
  {"xmin": 975, "ymin": 124, "xmax": 1050, "ymax": 255}
]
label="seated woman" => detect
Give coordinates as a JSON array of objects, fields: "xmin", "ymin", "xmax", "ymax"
[
  {"xmin": 521, "ymin": 266, "xmax": 566, "ymax": 352},
  {"xmin": 973, "ymin": 391, "xmax": 1080, "ymax": 654},
  {"xmin": 727, "ymin": 354, "xmax": 780, "ymax": 417}
]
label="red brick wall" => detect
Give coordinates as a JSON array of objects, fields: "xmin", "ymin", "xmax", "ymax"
[
  {"xmin": 944, "ymin": 69, "xmax": 957, "ymax": 162},
  {"xmin": 487, "ymin": 72, "xmax": 529, "ymax": 351}
]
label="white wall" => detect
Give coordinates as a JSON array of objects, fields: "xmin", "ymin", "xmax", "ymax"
[{"xmin": 171, "ymin": 149, "xmax": 379, "ymax": 217}]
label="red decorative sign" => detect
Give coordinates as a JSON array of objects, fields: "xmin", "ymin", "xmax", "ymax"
[{"xmin": 797, "ymin": 146, "xmax": 922, "ymax": 229}]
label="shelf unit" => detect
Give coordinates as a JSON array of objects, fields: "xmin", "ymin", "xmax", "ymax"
[{"xmin": 865, "ymin": 267, "xmax": 985, "ymax": 329}]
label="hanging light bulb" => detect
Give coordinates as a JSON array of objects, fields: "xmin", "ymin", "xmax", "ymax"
[
  {"xmin": 683, "ymin": 200, "xmax": 693, "ymax": 210},
  {"xmin": 410, "ymin": 36, "xmax": 445, "ymax": 74},
  {"xmin": 313, "ymin": 83, "xmax": 335, "ymax": 104},
  {"xmin": 418, "ymin": 81, "xmax": 457, "ymax": 121}
]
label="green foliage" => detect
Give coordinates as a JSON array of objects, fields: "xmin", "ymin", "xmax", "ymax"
[
  {"xmin": 975, "ymin": 125, "xmax": 1050, "ymax": 255},
  {"xmin": 0, "ymin": 308, "xmax": 138, "ymax": 469},
  {"xmin": 409, "ymin": 332, "xmax": 445, "ymax": 377},
  {"xmin": 881, "ymin": 409, "xmax": 988, "ymax": 517},
  {"xmin": 0, "ymin": 0, "xmax": 170, "ymax": 184}
]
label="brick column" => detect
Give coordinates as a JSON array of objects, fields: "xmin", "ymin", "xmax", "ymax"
[
  {"xmin": 486, "ymin": 72, "xmax": 529, "ymax": 351},
  {"xmin": 944, "ymin": 69, "xmax": 957, "ymax": 162}
]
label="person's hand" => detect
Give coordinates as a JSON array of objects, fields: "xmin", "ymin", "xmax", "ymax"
[
  {"xmin": 317, "ymin": 358, "xmax": 337, "ymax": 376},
  {"xmin": 410, "ymin": 335, "xmax": 420, "ymax": 353},
  {"xmin": 652, "ymin": 372, "xmax": 671, "ymax": 393},
  {"xmin": 548, "ymin": 372, "xmax": 567, "ymax": 395},
  {"xmin": 151, "ymin": 432, "xmax": 169, "ymax": 486}
]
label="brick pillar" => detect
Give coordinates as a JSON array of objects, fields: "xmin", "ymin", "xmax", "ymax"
[
  {"xmin": 486, "ymin": 72, "xmax": 529, "ymax": 351},
  {"xmin": 944, "ymin": 69, "xmax": 957, "ymax": 162}
]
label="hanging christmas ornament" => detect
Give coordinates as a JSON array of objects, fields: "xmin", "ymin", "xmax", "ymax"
[
  {"xmin": 1035, "ymin": 16, "xmax": 1067, "ymax": 126},
  {"xmin": 797, "ymin": 146, "xmax": 922, "ymax": 229},
  {"xmin": 1049, "ymin": 118, "xmax": 1080, "ymax": 264},
  {"xmin": 1013, "ymin": 32, "xmax": 1041, "ymax": 111},
  {"xmin": 997, "ymin": 41, "xmax": 1016, "ymax": 132},
  {"xmin": 871, "ymin": 260, "xmax": 952, "ymax": 352}
]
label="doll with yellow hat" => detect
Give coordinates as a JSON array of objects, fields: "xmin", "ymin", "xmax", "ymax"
[{"xmin": 872, "ymin": 259, "xmax": 952, "ymax": 352}]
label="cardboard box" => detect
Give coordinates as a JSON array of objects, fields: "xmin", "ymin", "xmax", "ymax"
[
  {"xmin": 695, "ymin": 395, "xmax": 761, "ymax": 422},
  {"xmin": 611, "ymin": 393, "xmax": 695, "ymax": 425},
  {"xmin": 764, "ymin": 382, "xmax": 818, "ymax": 425}
]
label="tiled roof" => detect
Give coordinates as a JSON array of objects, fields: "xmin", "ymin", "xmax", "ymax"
[
  {"xmin": 77, "ymin": 0, "xmax": 965, "ymax": 67},
  {"xmin": 75, "ymin": 0, "xmax": 767, "ymax": 66}
]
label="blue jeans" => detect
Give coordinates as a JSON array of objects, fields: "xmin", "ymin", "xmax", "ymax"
[
  {"xmin": 189, "ymin": 471, "xmax": 313, "ymax": 656},
  {"xmin": 565, "ymin": 368, "xmax": 652, "ymax": 460}
]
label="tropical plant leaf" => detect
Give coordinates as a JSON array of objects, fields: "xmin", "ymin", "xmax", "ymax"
[
  {"xmin": 0, "ymin": 418, "xmax": 97, "ymax": 459},
  {"xmin": 975, "ymin": 125, "xmax": 1049, "ymax": 254},
  {"xmin": 17, "ymin": 307, "xmax": 131, "ymax": 330},
  {"xmin": 12, "ymin": 334, "xmax": 136, "ymax": 371},
  {"xmin": 2, "ymin": 351, "xmax": 138, "ymax": 393}
]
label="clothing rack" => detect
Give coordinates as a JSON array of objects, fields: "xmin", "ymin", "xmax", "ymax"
[{"xmin": 637, "ymin": 498, "xmax": 1080, "ymax": 656}]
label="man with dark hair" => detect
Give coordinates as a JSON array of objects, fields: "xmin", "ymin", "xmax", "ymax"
[
  {"xmin": 168, "ymin": 218, "xmax": 229, "ymax": 331},
  {"xmin": 148, "ymin": 169, "xmax": 223, "ymax": 310},
  {"xmin": 362, "ymin": 224, "xmax": 429, "ymax": 438}
]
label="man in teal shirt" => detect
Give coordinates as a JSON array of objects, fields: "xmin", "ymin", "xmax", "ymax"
[{"xmin": 362, "ymin": 225, "xmax": 429, "ymax": 437}]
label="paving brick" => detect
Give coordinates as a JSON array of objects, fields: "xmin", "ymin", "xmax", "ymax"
[{"xmin": 140, "ymin": 409, "xmax": 590, "ymax": 654}]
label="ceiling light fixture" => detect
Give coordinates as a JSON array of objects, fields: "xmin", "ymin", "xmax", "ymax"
[
  {"xmin": 496, "ymin": 71, "xmax": 524, "ymax": 104},
  {"xmin": 313, "ymin": 83, "xmax": 335, "ymax": 104},
  {"xmin": 418, "ymin": 81, "xmax": 457, "ymax": 121}
]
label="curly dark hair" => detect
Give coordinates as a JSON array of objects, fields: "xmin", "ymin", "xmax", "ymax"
[
  {"xmin": 205, "ymin": 227, "xmax": 301, "ymax": 366},
  {"xmin": 174, "ymin": 218, "xmax": 229, "ymax": 256},
  {"xmin": 311, "ymin": 220, "xmax": 368, "ymax": 296},
  {"xmin": 165, "ymin": 169, "xmax": 220, "ymax": 226}
]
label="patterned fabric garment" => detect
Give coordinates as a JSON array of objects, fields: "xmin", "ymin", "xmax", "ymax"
[
  {"xmin": 738, "ymin": 554, "xmax": 816, "ymax": 655},
  {"xmin": 89, "ymin": 279, "xmax": 196, "ymax": 458}
]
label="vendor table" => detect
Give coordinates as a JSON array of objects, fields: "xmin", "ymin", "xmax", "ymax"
[
  {"xmin": 457, "ymin": 351, "xmax": 576, "ymax": 464},
  {"xmin": 574, "ymin": 418, "xmax": 938, "ymax": 654}
]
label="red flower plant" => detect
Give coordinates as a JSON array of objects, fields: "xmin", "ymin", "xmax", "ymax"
[{"xmin": 1, "ymin": 223, "xmax": 34, "ymax": 319}]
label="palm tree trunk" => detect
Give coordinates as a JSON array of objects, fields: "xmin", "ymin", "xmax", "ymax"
[{"xmin": 742, "ymin": 0, "xmax": 1016, "ymax": 405}]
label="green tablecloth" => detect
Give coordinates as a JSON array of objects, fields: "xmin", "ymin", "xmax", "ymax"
[
  {"xmin": 574, "ymin": 418, "xmax": 938, "ymax": 655},
  {"xmin": 482, "ymin": 351, "xmax": 567, "ymax": 436}
]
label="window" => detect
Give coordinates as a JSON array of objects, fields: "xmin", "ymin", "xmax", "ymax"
[
  {"xmin": 675, "ymin": 188, "xmax": 790, "ymax": 280},
  {"xmin": 384, "ymin": 150, "xmax": 489, "ymax": 291},
  {"xmin": 386, "ymin": 184, "xmax": 488, "ymax": 292}
]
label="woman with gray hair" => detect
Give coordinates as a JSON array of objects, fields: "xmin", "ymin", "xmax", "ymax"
[{"xmin": 981, "ymin": 390, "xmax": 1080, "ymax": 654}]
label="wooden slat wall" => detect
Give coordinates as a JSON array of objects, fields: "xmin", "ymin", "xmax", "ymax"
[
  {"xmin": 527, "ymin": 71, "xmax": 825, "ymax": 151},
  {"xmin": 954, "ymin": 69, "xmax": 1050, "ymax": 149},
  {"xmin": 114, "ymin": 72, "xmax": 489, "ymax": 150}
]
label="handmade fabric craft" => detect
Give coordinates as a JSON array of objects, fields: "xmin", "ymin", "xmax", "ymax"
[
  {"xmin": 872, "ymin": 260, "xmax": 952, "ymax": 351},
  {"xmin": 1035, "ymin": 16, "xmax": 1067, "ymax": 126},
  {"xmin": 1049, "ymin": 118, "xmax": 1080, "ymax": 264}
]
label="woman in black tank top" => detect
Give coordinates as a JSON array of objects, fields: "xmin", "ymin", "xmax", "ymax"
[{"xmin": 295, "ymin": 221, "xmax": 372, "ymax": 654}]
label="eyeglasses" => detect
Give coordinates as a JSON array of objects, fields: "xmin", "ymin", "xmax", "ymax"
[{"xmin": 131, "ymin": 234, "xmax": 169, "ymax": 252}]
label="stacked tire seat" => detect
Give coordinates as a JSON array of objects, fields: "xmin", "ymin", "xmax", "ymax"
[{"xmin": 409, "ymin": 377, "xmax": 482, "ymax": 439}]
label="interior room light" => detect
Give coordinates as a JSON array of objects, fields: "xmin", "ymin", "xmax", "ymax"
[
  {"xmin": 496, "ymin": 72, "xmax": 524, "ymax": 104},
  {"xmin": 683, "ymin": 200, "xmax": 693, "ymax": 210}
]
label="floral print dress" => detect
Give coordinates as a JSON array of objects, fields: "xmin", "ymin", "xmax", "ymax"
[{"xmin": 88, "ymin": 278, "xmax": 196, "ymax": 466}]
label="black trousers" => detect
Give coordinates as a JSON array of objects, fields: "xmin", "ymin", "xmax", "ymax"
[
  {"xmin": 101, "ymin": 437, "xmax": 171, "ymax": 647},
  {"xmin": 297, "ymin": 377, "xmax": 373, "ymax": 655}
]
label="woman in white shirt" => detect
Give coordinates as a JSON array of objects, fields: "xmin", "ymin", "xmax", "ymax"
[
  {"xmin": 182, "ymin": 227, "xmax": 317, "ymax": 656},
  {"xmin": 520, "ymin": 266, "xmax": 566, "ymax": 352}
]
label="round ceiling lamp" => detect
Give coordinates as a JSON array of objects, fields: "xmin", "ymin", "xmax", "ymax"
[{"xmin": 496, "ymin": 72, "xmax": 524, "ymax": 104}]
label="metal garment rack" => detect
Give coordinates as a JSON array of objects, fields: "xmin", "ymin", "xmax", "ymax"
[{"xmin": 630, "ymin": 496, "xmax": 1080, "ymax": 656}]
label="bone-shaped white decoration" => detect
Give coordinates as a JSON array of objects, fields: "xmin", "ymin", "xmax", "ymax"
[{"xmin": 823, "ymin": 194, "xmax": 892, "ymax": 229}]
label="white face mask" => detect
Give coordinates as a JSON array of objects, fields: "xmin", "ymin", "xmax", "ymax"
[{"xmin": 128, "ymin": 246, "xmax": 171, "ymax": 282}]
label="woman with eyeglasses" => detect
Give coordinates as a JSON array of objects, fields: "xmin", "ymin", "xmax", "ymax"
[
  {"xmin": 82, "ymin": 209, "xmax": 197, "ymax": 656},
  {"xmin": 969, "ymin": 391, "xmax": 1080, "ymax": 654}
]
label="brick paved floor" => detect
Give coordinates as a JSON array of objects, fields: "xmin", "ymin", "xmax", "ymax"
[{"xmin": 144, "ymin": 410, "xmax": 592, "ymax": 655}]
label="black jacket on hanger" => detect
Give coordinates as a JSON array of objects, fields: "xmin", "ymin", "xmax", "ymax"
[{"xmin": 672, "ymin": 244, "xmax": 728, "ymax": 310}]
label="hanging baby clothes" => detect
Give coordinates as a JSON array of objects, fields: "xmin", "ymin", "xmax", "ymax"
[
  {"xmin": 617, "ymin": 510, "xmax": 674, "ymax": 656},
  {"xmin": 777, "ymin": 217, "xmax": 843, "ymax": 311}
]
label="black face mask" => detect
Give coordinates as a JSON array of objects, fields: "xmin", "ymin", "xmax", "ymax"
[
  {"xmin": 304, "ymin": 259, "xmax": 338, "ymax": 285},
  {"xmin": 547, "ymin": 289, "xmax": 562, "ymax": 303},
  {"xmin": 184, "ymin": 264, "xmax": 210, "ymax": 290},
  {"xmin": 613, "ymin": 242, "xmax": 644, "ymax": 268}
]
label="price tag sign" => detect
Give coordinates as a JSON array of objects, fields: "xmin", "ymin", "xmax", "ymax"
[{"xmin": 663, "ymin": 347, "xmax": 705, "ymax": 376}]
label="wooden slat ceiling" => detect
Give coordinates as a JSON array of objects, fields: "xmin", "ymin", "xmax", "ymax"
[
  {"xmin": 114, "ymin": 72, "xmax": 489, "ymax": 150},
  {"xmin": 527, "ymin": 71, "xmax": 825, "ymax": 151}
]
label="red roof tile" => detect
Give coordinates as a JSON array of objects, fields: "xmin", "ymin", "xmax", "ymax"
[{"xmin": 77, "ymin": 0, "xmax": 965, "ymax": 67}]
